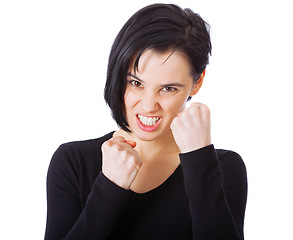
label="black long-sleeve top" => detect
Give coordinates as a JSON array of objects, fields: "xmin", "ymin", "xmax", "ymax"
[{"xmin": 45, "ymin": 132, "xmax": 247, "ymax": 240}]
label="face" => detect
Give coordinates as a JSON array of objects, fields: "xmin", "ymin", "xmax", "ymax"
[{"xmin": 124, "ymin": 49, "xmax": 198, "ymax": 142}]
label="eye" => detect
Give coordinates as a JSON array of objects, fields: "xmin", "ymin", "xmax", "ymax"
[
  {"xmin": 162, "ymin": 86, "xmax": 177, "ymax": 92},
  {"xmin": 129, "ymin": 80, "xmax": 143, "ymax": 88}
]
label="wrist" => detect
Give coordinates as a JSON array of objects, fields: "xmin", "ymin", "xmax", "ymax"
[{"xmin": 179, "ymin": 141, "xmax": 211, "ymax": 153}]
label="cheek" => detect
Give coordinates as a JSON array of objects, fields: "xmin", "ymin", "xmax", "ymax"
[
  {"xmin": 124, "ymin": 89, "xmax": 140, "ymax": 114},
  {"xmin": 162, "ymin": 97, "xmax": 187, "ymax": 117}
]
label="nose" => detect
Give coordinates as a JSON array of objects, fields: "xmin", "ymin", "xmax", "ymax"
[{"xmin": 140, "ymin": 90, "xmax": 159, "ymax": 113}]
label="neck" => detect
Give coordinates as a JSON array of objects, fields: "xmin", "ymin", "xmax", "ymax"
[{"xmin": 136, "ymin": 132, "xmax": 180, "ymax": 161}]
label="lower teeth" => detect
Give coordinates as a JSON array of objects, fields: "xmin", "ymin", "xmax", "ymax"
[{"xmin": 141, "ymin": 120, "xmax": 157, "ymax": 126}]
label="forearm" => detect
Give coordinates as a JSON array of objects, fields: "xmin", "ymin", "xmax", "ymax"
[
  {"xmin": 180, "ymin": 145, "xmax": 246, "ymax": 240},
  {"xmin": 45, "ymin": 172, "xmax": 129, "ymax": 240}
]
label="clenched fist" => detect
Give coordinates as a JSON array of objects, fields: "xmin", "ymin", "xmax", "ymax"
[
  {"xmin": 101, "ymin": 136, "xmax": 143, "ymax": 190},
  {"xmin": 170, "ymin": 102, "xmax": 211, "ymax": 153}
]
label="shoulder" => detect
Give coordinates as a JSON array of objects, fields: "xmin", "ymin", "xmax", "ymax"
[
  {"xmin": 61, "ymin": 131, "xmax": 113, "ymax": 151},
  {"xmin": 216, "ymin": 148, "xmax": 247, "ymax": 190},
  {"xmin": 48, "ymin": 132, "xmax": 113, "ymax": 173},
  {"xmin": 56, "ymin": 131, "xmax": 113, "ymax": 156},
  {"xmin": 216, "ymin": 149, "xmax": 246, "ymax": 172}
]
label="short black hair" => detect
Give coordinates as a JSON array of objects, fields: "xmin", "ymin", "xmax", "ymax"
[{"xmin": 104, "ymin": 3, "xmax": 212, "ymax": 132}]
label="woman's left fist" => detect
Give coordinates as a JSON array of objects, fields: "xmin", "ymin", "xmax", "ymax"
[{"xmin": 170, "ymin": 102, "xmax": 211, "ymax": 153}]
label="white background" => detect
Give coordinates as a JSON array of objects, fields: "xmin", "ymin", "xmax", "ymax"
[{"xmin": 1, "ymin": 0, "xmax": 292, "ymax": 239}]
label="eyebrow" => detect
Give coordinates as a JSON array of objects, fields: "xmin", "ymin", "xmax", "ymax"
[
  {"xmin": 127, "ymin": 73, "xmax": 144, "ymax": 82},
  {"xmin": 127, "ymin": 73, "xmax": 185, "ymax": 88}
]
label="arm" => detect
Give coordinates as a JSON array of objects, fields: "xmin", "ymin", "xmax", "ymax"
[
  {"xmin": 45, "ymin": 144, "xmax": 130, "ymax": 240},
  {"xmin": 180, "ymin": 145, "xmax": 247, "ymax": 239},
  {"xmin": 171, "ymin": 102, "xmax": 247, "ymax": 239}
]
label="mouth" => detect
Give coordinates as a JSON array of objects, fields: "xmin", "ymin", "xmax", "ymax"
[{"xmin": 136, "ymin": 114, "xmax": 161, "ymax": 132}]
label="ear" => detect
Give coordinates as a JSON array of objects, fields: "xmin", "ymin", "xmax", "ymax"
[{"xmin": 190, "ymin": 70, "xmax": 205, "ymax": 96}]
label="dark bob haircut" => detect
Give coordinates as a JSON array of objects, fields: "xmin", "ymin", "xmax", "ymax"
[{"xmin": 104, "ymin": 3, "xmax": 212, "ymax": 132}]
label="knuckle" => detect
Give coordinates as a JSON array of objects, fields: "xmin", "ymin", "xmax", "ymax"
[
  {"xmin": 194, "ymin": 103, "xmax": 210, "ymax": 114},
  {"xmin": 206, "ymin": 107, "xmax": 211, "ymax": 115},
  {"xmin": 102, "ymin": 141, "xmax": 110, "ymax": 151},
  {"xmin": 128, "ymin": 154, "xmax": 137, "ymax": 162},
  {"xmin": 190, "ymin": 102, "xmax": 198, "ymax": 107},
  {"xmin": 203, "ymin": 105, "xmax": 210, "ymax": 114},
  {"xmin": 200, "ymin": 103, "xmax": 208, "ymax": 110},
  {"xmin": 112, "ymin": 144, "xmax": 122, "ymax": 152},
  {"xmin": 129, "ymin": 153, "xmax": 141, "ymax": 164},
  {"xmin": 202, "ymin": 104, "xmax": 208, "ymax": 110},
  {"xmin": 120, "ymin": 151, "xmax": 128, "ymax": 161},
  {"xmin": 191, "ymin": 102, "xmax": 201, "ymax": 109},
  {"xmin": 137, "ymin": 159, "xmax": 143, "ymax": 168},
  {"xmin": 110, "ymin": 136, "xmax": 125, "ymax": 144},
  {"xmin": 171, "ymin": 117, "xmax": 178, "ymax": 126},
  {"xmin": 101, "ymin": 142, "xmax": 106, "ymax": 150},
  {"xmin": 115, "ymin": 136, "xmax": 125, "ymax": 142}
]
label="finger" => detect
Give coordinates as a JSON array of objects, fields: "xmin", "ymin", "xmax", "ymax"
[
  {"xmin": 170, "ymin": 115, "xmax": 180, "ymax": 130},
  {"xmin": 171, "ymin": 111, "xmax": 183, "ymax": 127},
  {"xmin": 125, "ymin": 140, "xmax": 136, "ymax": 148},
  {"xmin": 190, "ymin": 102, "xmax": 209, "ymax": 112},
  {"xmin": 170, "ymin": 116, "xmax": 176, "ymax": 130},
  {"xmin": 108, "ymin": 136, "xmax": 126, "ymax": 145},
  {"xmin": 190, "ymin": 102, "xmax": 201, "ymax": 107}
]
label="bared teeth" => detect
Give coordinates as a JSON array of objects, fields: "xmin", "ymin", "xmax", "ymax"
[{"xmin": 138, "ymin": 115, "xmax": 159, "ymax": 126}]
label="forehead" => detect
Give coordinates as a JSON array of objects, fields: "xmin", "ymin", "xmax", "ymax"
[{"xmin": 129, "ymin": 49, "xmax": 192, "ymax": 76}]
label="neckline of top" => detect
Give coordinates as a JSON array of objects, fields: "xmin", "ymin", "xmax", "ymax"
[{"xmin": 129, "ymin": 165, "xmax": 182, "ymax": 198}]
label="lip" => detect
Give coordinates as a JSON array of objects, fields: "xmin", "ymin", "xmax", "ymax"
[{"xmin": 136, "ymin": 114, "xmax": 161, "ymax": 132}]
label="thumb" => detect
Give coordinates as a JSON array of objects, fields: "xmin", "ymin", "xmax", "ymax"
[{"xmin": 125, "ymin": 140, "xmax": 136, "ymax": 148}]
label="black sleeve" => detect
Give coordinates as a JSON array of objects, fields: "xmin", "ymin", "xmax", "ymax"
[
  {"xmin": 179, "ymin": 145, "xmax": 247, "ymax": 240},
  {"xmin": 45, "ymin": 144, "xmax": 130, "ymax": 240}
]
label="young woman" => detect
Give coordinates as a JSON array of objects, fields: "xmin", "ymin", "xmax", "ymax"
[{"xmin": 45, "ymin": 4, "xmax": 247, "ymax": 240}]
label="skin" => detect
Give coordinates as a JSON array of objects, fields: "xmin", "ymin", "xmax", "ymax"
[{"xmin": 102, "ymin": 49, "xmax": 211, "ymax": 192}]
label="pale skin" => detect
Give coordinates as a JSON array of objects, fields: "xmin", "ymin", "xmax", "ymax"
[{"xmin": 102, "ymin": 49, "xmax": 211, "ymax": 193}]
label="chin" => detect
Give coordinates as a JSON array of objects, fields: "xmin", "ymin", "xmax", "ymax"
[{"xmin": 132, "ymin": 124, "xmax": 173, "ymax": 143}]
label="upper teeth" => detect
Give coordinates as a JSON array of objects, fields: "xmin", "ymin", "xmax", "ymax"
[{"xmin": 138, "ymin": 115, "xmax": 160, "ymax": 126}]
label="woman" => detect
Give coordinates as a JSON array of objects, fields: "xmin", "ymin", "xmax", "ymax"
[{"xmin": 45, "ymin": 3, "xmax": 247, "ymax": 240}]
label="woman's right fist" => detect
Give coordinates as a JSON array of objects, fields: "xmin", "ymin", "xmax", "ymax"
[{"xmin": 101, "ymin": 136, "xmax": 143, "ymax": 190}]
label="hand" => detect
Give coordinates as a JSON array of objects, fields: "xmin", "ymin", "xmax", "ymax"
[
  {"xmin": 170, "ymin": 102, "xmax": 211, "ymax": 153},
  {"xmin": 101, "ymin": 136, "xmax": 143, "ymax": 190}
]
